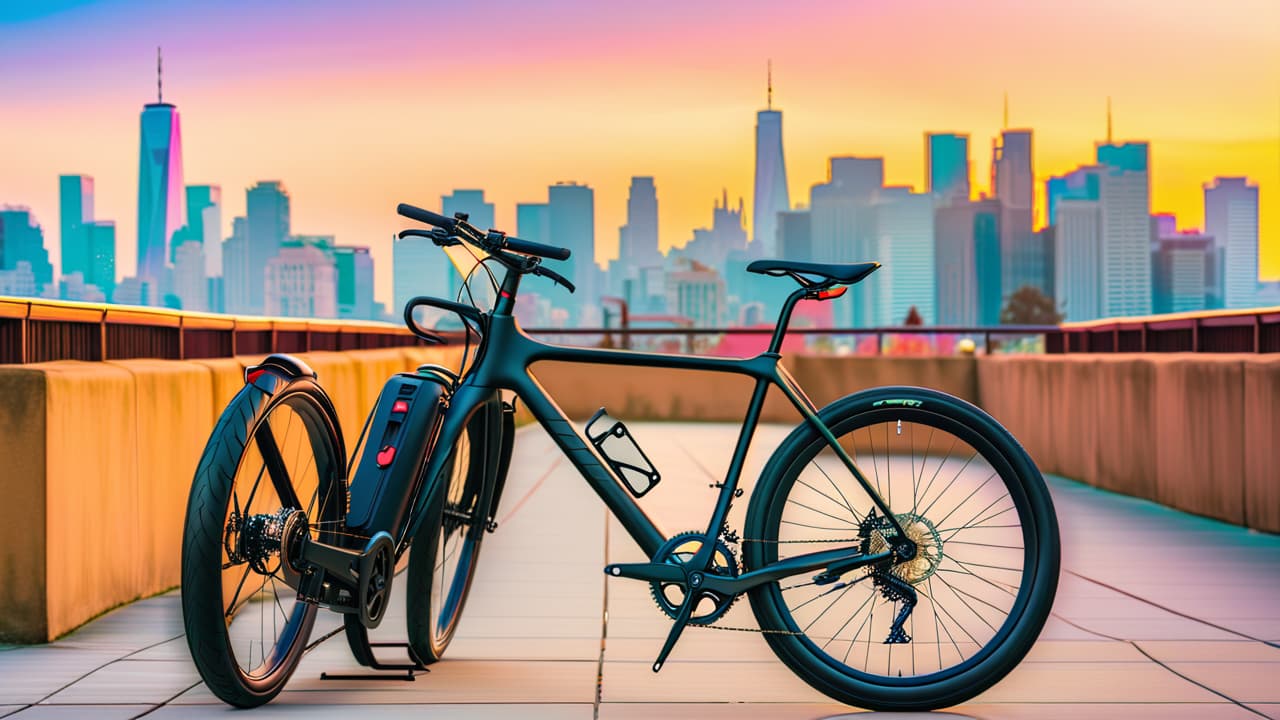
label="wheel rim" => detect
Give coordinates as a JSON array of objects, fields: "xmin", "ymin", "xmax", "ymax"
[
  {"xmin": 429, "ymin": 426, "xmax": 479, "ymax": 650},
  {"xmin": 760, "ymin": 408, "xmax": 1036, "ymax": 684},
  {"xmin": 219, "ymin": 392, "xmax": 342, "ymax": 682}
]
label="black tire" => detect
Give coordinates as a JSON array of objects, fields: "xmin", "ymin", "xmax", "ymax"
[
  {"xmin": 181, "ymin": 378, "xmax": 346, "ymax": 707},
  {"xmin": 404, "ymin": 401, "xmax": 499, "ymax": 662},
  {"xmin": 744, "ymin": 386, "xmax": 1059, "ymax": 711}
]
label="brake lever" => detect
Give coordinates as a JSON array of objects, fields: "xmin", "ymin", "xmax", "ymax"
[
  {"xmin": 397, "ymin": 228, "xmax": 459, "ymax": 247},
  {"xmin": 533, "ymin": 265, "xmax": 576, "ymax": 293}
]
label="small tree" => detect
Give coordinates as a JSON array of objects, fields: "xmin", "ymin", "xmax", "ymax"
[
  {"xmin": 1000, "ymin": 285, "xmax": 1064, "ymax": 325},
  {"xmin": 903, "ymin": 305, "xmax": 924, "ymax": 326}
]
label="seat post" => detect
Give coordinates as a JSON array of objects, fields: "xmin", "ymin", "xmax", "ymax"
[{"xmin": 767, "ymin": 288, "xmax": 808, "ymax": 355}]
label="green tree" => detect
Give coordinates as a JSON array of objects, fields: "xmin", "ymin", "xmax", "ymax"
[{"xmin": 1000, "ymin": 285, "xmax": 1064, "ymax": 325}]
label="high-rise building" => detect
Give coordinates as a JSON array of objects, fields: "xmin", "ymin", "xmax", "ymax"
[
  {"xmin": 926, "ymin": 133, "xmax": 970, "ymax": 205},
  {"xmin": 441, "ymin": 189, "xmax": 495, "ymax": 296},
  {"xmin": 667, "ymin": 257, "xmax": 726, "ymax": 327},
  {"xmin": 86, "ymin": 221, "xmax": 116, "ymax": 300},
  {"xmin": 222, "ymin": 216, "xmax": 251, "ymax": 314},
  {"xmin": 59, "ymin": 175, "xmax": 94, "ymax": 280},
  {"xmin": 776, "ymin": 210, "xmax": 811, "ymax": 262},
  {"xmin": 186, "ymin": 185, "xmax": 222, "ymax": 277},
  {"xmin": 1153, "ymin": 231, "xmax": 1212, "ymax": 314},
  {"xmin": 393, "ymin": 231, "xmax": 449, "ymax": 314},
  {"xmin": 265, "ymin": 239, "xmax": 336, "ymax": 318},
  {"xmin": 1096, "ymin": 142, "xmax": 1152, "ymax": 317},
  {"xmin": 335, "ymin": 245, "xmax": 375, "ymax": 320},
  {"xmin": 1205, "ymin": 177, "xmax": 1260, "ymax": 309},
  {"xmin": 751, "ymin": 69, "xmax": 789, "ymax": 257},
  {"xmin": 935, "ymin": 198, "xmax": 1002, "ymax": 326},
  {"xmin": 1046, "ymin": 166, "xmax": 1101, "ymax": 227},
  {"xmin": 517, "ymin": 203, "xmax": 550, "ymax": 245},
  {"xmin": 808, "ymin": 157, "xmax": 883, "ymax": 326},
  {"xmin": 992, "ymin": 129, "xmax": 1039, "ymax": 298},
  {"xmin": 137, "ymin": 81, "xmax": 183, "ymax": 293},
  {"xmin": 548, "ymin": 182, "xmax": 596, "ymax": 316},
  {"xmin": 0, "ymin": 208, "xmax": 53, "ymax": 293},
  {"xmin": 172, "ymin": 240, "xmax": 207, "ymax": 311},
  {"xmin": 872, "ymin": 187, "xmax": 935, "ymax": 326},
  {"xmin": 678, "ymin": 191, "xmax": 747, "ymax": 270},
  {"xmin": 245, "ymin": 181, "xmax": 290, "ymax": 314},
  {"xmin": 1055, "ymin": 197, "xmax": 1103, "ymax": 321},
  {"xmin": 619, "ymin": 177, "xmax": 660, "ymax": 266}
]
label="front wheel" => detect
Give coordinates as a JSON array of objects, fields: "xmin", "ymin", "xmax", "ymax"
[{"xmin": 744, "ymin": 386, "xmax": 1059, "ymax": 711}]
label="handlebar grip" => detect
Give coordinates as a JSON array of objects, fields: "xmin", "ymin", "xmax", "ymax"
[
  {"xmin": 503, "ymin": 235, "xmax": 571, "ymax": 261},
  {"xmin": 397, "ymin": 203, "xmax": 456, "ymax": 230}
]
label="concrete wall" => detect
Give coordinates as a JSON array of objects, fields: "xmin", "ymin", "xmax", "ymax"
[
  {"xmin": 977, "ymin": 354, "xmax": 1278, "ymax": 534},
  {"xmin": 0, "ymin": 347, "xmax": 462, "ymax": 642},
  {"xmin": 0, "ymin": 349, "xmax": 1273, "ymax": 642}
]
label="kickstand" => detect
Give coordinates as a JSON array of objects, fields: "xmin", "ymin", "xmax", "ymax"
[{"xmin": 320, "ymin": 643, "xmax": 430, "ymax": 681}]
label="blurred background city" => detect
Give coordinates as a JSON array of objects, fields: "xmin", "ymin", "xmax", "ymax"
[{"xmin": 1, "ymin": 0, "xmax": 1276, "ymax": 356}]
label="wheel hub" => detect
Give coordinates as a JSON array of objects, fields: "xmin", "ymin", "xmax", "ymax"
[
  {"xmin": 865, "ymin": 512, "xmax": 943, "ymax": 585},
  {"xmin": 229, "ymin": 508, "xmax": 308, "ymax": 575}
]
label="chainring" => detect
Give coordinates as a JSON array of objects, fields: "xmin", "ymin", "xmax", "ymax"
[{"xmin": 649, "ymin": 531, "xmax": 739, "ymax": 625}]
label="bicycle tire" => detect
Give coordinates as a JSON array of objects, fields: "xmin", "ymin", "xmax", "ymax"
[
  {"xmin": 181, "ymin": 377, "xmax": 346, "ymax": 707},
  {"xmin": 744, "ymin": 386, "xmax": 1059, "ymax": 711}
]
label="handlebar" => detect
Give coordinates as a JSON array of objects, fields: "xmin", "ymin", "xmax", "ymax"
[
  {"xmin": 397, "ymin": 203, "xmax": 457, "ymax": 231},
  {"xmin": 503, "ymin": 235, "xmax": 571, "ymax": 261}
]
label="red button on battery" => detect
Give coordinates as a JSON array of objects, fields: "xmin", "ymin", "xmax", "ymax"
[
  {"xmin": 376, "ymin": 445, "xmax": 396, "ymax": 467},
  {"xmin": 392, "ymin": 400, "xmax": 409, "ymax": 414}
]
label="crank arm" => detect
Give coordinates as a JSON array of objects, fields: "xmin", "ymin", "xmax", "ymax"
[
  {"xmin": 604, "ymin": 561, "xmax": 685, "ymax": 584},
  {"xmin": 297, "ymin": 536, "xmax": 364, "ymax": 592},
  {"xmin": 700, "ymin": 548, "xmax": 893, "ymax": 595}
]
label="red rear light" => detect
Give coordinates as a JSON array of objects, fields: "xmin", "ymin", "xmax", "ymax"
[
  {"xmin": 817, "ymin": 286, "xmax": 847, "ymax": 300},
  {"xmin": 392, "ymin": 400, "xmax": 409, "ymax": 414}
]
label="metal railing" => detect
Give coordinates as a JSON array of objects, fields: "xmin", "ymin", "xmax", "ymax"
[
  {"xmin": 1046, "ymin": 306, "xmax": 1280, "ymax": 354},
  {"xmin": 0, "ymin": 297, "xmax": 427, "ymax": 364}
]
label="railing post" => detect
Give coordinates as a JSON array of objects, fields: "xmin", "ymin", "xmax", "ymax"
[
  {"xmin": 20, "ymin": 301, "xmax": 30, "ymax": 364},
  {"xmin": 99, "ymin": 308, "xmax": 108, "ymax": 361},
  {"xmin": 1255, "ymin": 313, "xmax": 1262, "ymax": 353}
]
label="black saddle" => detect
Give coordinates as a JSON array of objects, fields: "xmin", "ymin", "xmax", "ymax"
[{"xmin": 747, "ymin": 259, "xmax": 880, "ymax": 286}]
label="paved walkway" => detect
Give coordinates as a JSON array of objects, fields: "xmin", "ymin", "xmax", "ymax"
[{"xmin": 1, "ymin": 423, "xmax": 1277, "ymax": 719}]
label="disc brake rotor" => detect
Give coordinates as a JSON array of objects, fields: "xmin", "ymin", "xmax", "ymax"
[{"xmin": 863, "ymin": 511, "xmax": 944, "ymax": 584}]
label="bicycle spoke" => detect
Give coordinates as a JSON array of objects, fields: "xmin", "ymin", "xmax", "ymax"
[{"xmin": 785, "ymin": 498, "xmax": 861, "ymax": 529}]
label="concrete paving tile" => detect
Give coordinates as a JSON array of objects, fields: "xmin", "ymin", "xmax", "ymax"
[
  {"xmin": 1248, "ymin": 705, "xmax": 1280, "ymax": 720},
  {"xmin": 1061, "ymin": 617, "xmax": 1240, "ymax": 641},
  {"xmin": 0, "ymin": 648, "xmax": 121, "ymax": 704},
  {"xmin": 600, "ymin": 660, "xmax": 830, "ymax": 703},
  {"xmin": 125, "ymin": 637, "xmax": 190, "ymax": 662},
  {"xmin": 950, "ymin": 704, "xmax": 1259, "ymax": 719},
  {"xmin": 43, "ymin": 660, "xmax": 199, "ymax": 704},
  {"xmin": 149, "ymin": 702, "xmax": 593, "ymax": 718},
  {"xmin": 444, "ymin": 635, "xmax": 600, "ymax": 661},
  {"xmin": 605, "ymin": 632, "xmax": 777, "ymax": 663},
  {"xmin": 1021, "ymin": 640, "xmax": 1146, "ymax": 662},
  {"xmin": 971, "ymin": 661, "xmax": 1224, "ymax": 703},
  {"xmin": 599, "ymin": 703, "xmax": 856, "ymax": 720},
  {"xmin": 8, "ymin": 706, "xmax": 151, "ymax": 720},
  {"xmin": 1136, "ymin": 640, "xmax": 1280, "ymax": 663},
  {"xmin": 1166, "ymin": 662, "xmax": 1280, "ymax": 703},
  {"xmin": 172, "ymin": 659, "xmax": 599, "ymax": 705},
  {"xmin": 0, "ymin": 709, "xmax": 26, "ymax": 719}
]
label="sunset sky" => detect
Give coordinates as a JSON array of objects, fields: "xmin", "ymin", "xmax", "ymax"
[{"xmin": 1, "ymin": 0, "xmax": 1277, "ymax": 307}]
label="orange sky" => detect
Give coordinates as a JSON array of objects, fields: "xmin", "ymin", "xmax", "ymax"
[{"xmin": 1, "ymin": 0, "xmax": 1276, "ymax": 306}]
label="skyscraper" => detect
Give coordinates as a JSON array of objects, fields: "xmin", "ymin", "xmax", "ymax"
[
  {"xmin": 245, "ymin": 181, "xmax": 290, "ymax": 314},
  {"xmin": 1055, "ymin": 197, "xmax": 1102, "ymax": 321},
  {"xmin": 619, "ymin": 176, "xmax": 659, "ymax": 265},
  {"xmin": 265, "ymin": 240, "xmax": 336, "ymax": 318},
  {"xmin": 222, "ymin": 216, "xmax": 251, "ymax": 314},
  {"xmin": 873, "ymin": 187, "xmax": 935, "ymax": 326},
  {"xmin": 442, "ymin": 190, "xmax": 495, "ymax": 296},
  {"xmin": 1204, "ymin": 177, "xmax": 1259, "ymax": 309},
  {"xmin": 992, "ymin": 129, "xmax": 1039, "ymax": 298},
  {"xmin": 751, "ymin": 66, "xmax": 790, "ymax": 257},
  {"xmin": 776, "ymin": 210, "xmax": 811, "ymax": 262},
  {"xmin": 935, "ymin": 198, "xmax": 1002, "ymax": 326},
  {"xmin": 59, "ymin": 175, "xmax": 94, "ymax": 281},
  {"xmin": 0, "ymin": 208, "xmax": 53, "ymax": 294},
  {"xmin": 393, "ymin": 231, "xmax": 448, "ymax": 314},
  {"xmin": 926, "ymin": 133, "xmax": 970, "ymax": 205},
  {"xmin": 517, "ymin": 203, "xmax": 550, "ymax": 246},
  {"xmin": 137, "ymin": 53, "xmax": 183, "ymax": 294},
  {"xmin": 809, "ymin": 157, "xmax": 883, "ymax": 326},
  {"xmin": 335, "ymin": 245, "xmax": 375, "ymax": 320},
  {"xmin": 1096, "ymin": 142, "xmax": 1152, "ymax": 317},
  {"xmin": 87, "ymin": 221, "xmax": 116, "ymax": 301},
  {"xmin": 186, "ymin": 185, "xmax": 222, "ymax": 277},
  {"xmin": 1153, "ymin": 230, "xmax": 1212, "ymax": 314},
  {"xmin": 172, "ymin": 239, "xmax": 207, "ymax": 311},
  {"xmin": 548, "ymin": 182, "xmax": 596, "ymax": 315}
]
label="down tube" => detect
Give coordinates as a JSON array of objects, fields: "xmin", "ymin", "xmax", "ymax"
[{"xmin": 513, "ymin": 371, "xmax": 666, "ymax": 558}]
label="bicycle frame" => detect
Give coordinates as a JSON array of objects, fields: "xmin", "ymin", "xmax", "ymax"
[{"xmin": 398, "ymin": 268, "xmax": 909, "ymax": 595}]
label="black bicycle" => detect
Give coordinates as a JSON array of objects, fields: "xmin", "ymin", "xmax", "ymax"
[{"xmin": 180, "ymin": 202, "xmax": 1060, "ymax": 710}]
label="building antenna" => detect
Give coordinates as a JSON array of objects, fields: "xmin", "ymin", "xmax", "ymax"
[
  {"xmin": 157, "ymin": 46, "xmax": 163, "ymax": 103},
  {"xmin": 1106, "ymin": 96, "xmax": 1113, "ymax": 143},
  {"xmin": 767, "ymin": 59, "xmax": 773, "ymax": 110},
  {"xmin": 1002, "ymin": 91, "xmax": 1008, "ymax": 129}
]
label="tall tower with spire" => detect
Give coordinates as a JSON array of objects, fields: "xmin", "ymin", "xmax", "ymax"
[
  {"xmin": 751, "ymin": 61, "xmax": 790, "ymax": 257},
  {"xmin": 136, "ymin": 47, "xmax": 184, "ymax": 302}
]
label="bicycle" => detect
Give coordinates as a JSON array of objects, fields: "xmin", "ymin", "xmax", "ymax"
[{"xmin": 180, "ymin": 202, "xmax": 1060, "ymax": 710}]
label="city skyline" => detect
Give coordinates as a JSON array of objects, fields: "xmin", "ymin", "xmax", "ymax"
[{"xmin": 1, "ymin": 0, "xmax": 1276, "ymax": 309}]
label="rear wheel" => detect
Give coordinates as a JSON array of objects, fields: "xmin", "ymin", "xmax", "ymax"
[
  {"xmin": 181, "ymin": 379, "xmax": 346, "ymax": 707},
  {"xmin": 744, "ymin": 386, "xmax": 1059, "ymax": 711}
]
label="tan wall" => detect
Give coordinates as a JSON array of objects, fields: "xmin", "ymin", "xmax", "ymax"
[
  {"xmin": 0, "ymin": 347, "xmax": 460, "ymax": 642},
  {"xmin": 0, "ymin": 349, "xmax": 1273, "ymax": 642},
  {"xmin": 977, "ymin": 353, "xmax": 1276, "ymax": 534}
]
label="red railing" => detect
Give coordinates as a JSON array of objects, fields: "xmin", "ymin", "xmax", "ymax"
[{"xmin": 1046, "ymin": 306, "xmax": 1280, "ymax": 354}]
